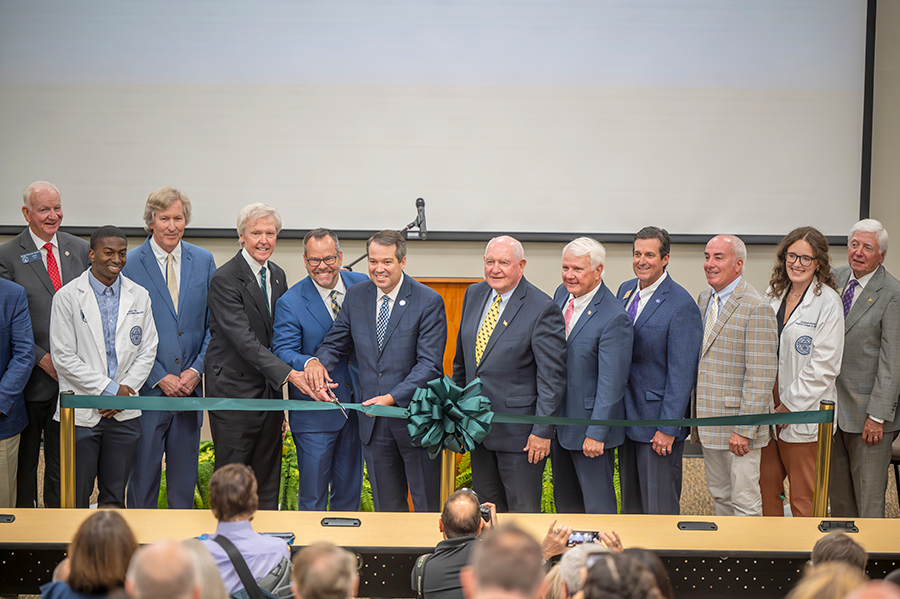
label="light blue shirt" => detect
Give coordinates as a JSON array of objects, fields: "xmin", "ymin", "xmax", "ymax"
[
  {"xmin": 201, "ymin": 520, "xmax": 290, "ymax": 595},
  {"xmin": 478, "ymin": 282, "xmax": 519, "ymax": 330},
  {"xmin": 88, "ymin": 271, "xmax": 121, "ymax": 396},
  {"xmin": 704, "ymin": 275, "xmax": 742, "ymax": 326}
]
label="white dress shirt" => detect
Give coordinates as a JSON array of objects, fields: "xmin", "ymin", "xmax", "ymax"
[
  {"xmin": 564, "ymin": 281, "xmax": 602, "ymax": 338},
  {"xmin": 478, "ymin": 282, "xmax": 518, "ymax": 330},
  {"xmin": 625, "ymin": 270, "xmax": 669, "ymax": 321},
  {"xmin": 375, "ymin": 273, "xmax": 404, "ymax": 322},
  {"xmin": 313, "ymin": 275, "xmax": 347, "ymax": 320},
  {"xmin": 242, "ymin": 248, "xmax": 272, "ymax": 312},
  {"xmin": 150, "ymin": 237, "xmax": 182, "ymax": 290},
  {"xmin": 28, "ymin": 228, "xmax": 62, "ymax": 278}
]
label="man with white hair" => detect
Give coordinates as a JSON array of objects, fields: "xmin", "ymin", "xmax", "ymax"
[
  {"xmin": 551, "ymin": 237, "xmax": 632, "ymax": 514},
  {"xmin": 557, "ymin": 543, "xmax": 612, "ymax": 599},
  {"xmin": 452, "ymin": 236, "xmax": 566, "ymax": 513},
  {"xmin": 205, "ymin": 203, "xmax": 311, "ymax": 509},
  {"xmin": 830, "ymin": 219, "xmax": 900, "ymax": 518},
  {"xmin": 693, "ymin": 234, "xmax": 778, "ymax": 517},
  {"xmin": 126, "ymin": 540, "xmax": 201, "ymax": 599},
  {"xmin": 0, "ymin": 181, "xmax": 90, "ymax": 508},
  {"xmin": 291, "ymin": 542, "xmax": 358, "ymax": 599}
]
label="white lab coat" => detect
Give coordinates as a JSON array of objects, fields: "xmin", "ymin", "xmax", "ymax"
[
  {"xmin": 766, "ymin": 283, "xmax": 844, "ymax": 443},
  {"xmin": 50, "ymin": 270, "xmax": 158, "ymax": 428}
]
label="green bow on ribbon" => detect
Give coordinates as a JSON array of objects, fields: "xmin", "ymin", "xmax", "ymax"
[{"xmin": 407, "ymin": 376, "xmax": 494, "ymax": 459}]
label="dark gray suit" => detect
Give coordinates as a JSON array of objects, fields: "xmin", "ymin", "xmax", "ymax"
[
  {"xmin": 831, "ymin": 264, "xmax": 900, "ymax": 518},
  {"xmin": 0, "ymin": 228, "xmax": 90, "ymax": 507},
  {"xmin": 452, "ymin": 278, "xmax": 566, "ymax": 512},
  {"xmin": 205, "ymin": 251, "xmax": 292, "ymax": 510}
]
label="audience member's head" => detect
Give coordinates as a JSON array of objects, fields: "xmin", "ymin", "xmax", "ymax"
[
  {"xmin": 542, "ymin": 565, "xmax": 565, "ymax": 599},
  {"xmin": 462, "ymin": 525, "xmax": 545, "ymax": 599},
  {"xmin": 126, "ymin": 540, "xmax": 200, "ymax": 599},
  {"xmin": 884, "ymin": 568, "xmax": 900, "ymax": 587},
  {"xmin": 209, "ymin": 463, "xmax": 258, "ymax": 522},
  {"xmin": 181, "ymin": 539, "xmax": 228, "ymax": 599},
  {"xmin": 622, "ymin": 549, "xmax": 674, "ymax": 599},
  {"xmin": 67, "ymin": 511, "xmax": 138, "ymax": 595},
  {"xmin": 582, "ymin": 553, "xmax": 662, "ymax": 599},
  {"xmin": 846, "ymin": 581, "xmax": 900, "ymax": 599},
  {"xmin": 785, "ymin": 561, "xmax": 866, "ymax": 599},
  {"xmin": 559, "ymin": 543, "xmax": 611, "ymax": 598},
  {"xmin": 290, "ymin": 542, "xmax": 358, "ymax": 599},
  {"xmin": 440, "ymin": 489, "xmax": 484, "ymax": 540},
  {"xmin": 811, "ymin": 532, "xmax": 868, "ymax": 572}
]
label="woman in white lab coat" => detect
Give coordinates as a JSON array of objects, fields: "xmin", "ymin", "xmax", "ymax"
[{"xmin": 761, "ymin": 226, "xmax": 844, "ymax": 517}]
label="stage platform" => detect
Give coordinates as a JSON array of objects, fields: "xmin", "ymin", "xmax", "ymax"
[{"xmin": 2, "ymin": 510, "xmax": 899, "ymax": 598}]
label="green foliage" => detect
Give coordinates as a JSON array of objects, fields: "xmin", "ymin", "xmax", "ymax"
[
  {"xmin": 455, "ymin": 452, "xmax": 472, "ymax": 490},
  {"xmin": 542, "ymin": 459, "xmax": 556, "ymax": 513},
  {"xmin": 195, "ymin": 441, "xmax": 215, "ymax": 509},
  {"xmin": 279, "ymin": 435, "xmax": 300, "ymax": 511},
  {"xmin": 360, "ymin": 463, "xmax": 374, "ymax": 512}
]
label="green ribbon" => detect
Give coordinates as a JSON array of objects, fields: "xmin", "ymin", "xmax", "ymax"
[
  {"xmin": 406, "ymin": 377, "xmax": 494, "ymax": 459},
  {"xmin": 64, "ymin": 380, "xmax": 833, "ymax": 461}
]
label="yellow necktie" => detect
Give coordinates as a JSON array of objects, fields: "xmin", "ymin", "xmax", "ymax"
[
  {"xmin": 475, "ymin": 295, "xmax": 501, "ymax": 366},
  {"xmin": 166, "ymin": 253, "xmax": 179, "ymax": 314}
]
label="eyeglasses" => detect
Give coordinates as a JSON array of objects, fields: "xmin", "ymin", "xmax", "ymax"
[
  {"xmin": 785, "ymin": 252, "xmax": 814, "ymax": 267},
  {"xmin": 305, "ymin": 254, "xmax": 338, "ymax": 267}
]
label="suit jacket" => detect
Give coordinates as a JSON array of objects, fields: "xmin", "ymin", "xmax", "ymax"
[
  {"xmin": 834, "ymin": 264, "xmax": 900, "ymax": 433},
  {"xmin": 0, "ymin": 228, "xmax": 90, "ymax": 402},
  {"xmin": 616, "ymin": 275, "xmax": 703, "ymax": 443},
  {"xmin": 205, "ymin": 251, "xmax": 291, "ymax": 400},
  {"xmin": 0, "ymin": 279, "xmax": 36, "ymax": 439},
  {"xmin": 315, "ymin": 275, "xmax": 447, "ymax": 444},
  {"xmin": 273, "ymin": 270, "xmax": 368, "ymax": 433},
  {"xmin": 122, "ymin": 238, "xmax": 216, "ymax": 403},
  {"xmin": 554, "ymin": 281, "xmax": 632, "ymax": 450},
  {"xmin": 694, "ymin": 278, "xmax": 777, "ymax": 450},
  {"xmin": 50, "ymin": 271, "xmax": 159, "ymax": 427},
  {"xmin": 452, "ymin": 278, "xmax": 566, "ymax": 452}
]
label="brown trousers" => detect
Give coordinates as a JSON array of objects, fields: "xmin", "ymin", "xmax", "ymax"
[{"xmin": 760, "ymin": 436, "xmax": 817, "ymax": 517}]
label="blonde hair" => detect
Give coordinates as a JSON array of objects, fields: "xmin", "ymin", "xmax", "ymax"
[{"xmin": 143, "ymin": 187, "xmax": 193, "ymax": 232}]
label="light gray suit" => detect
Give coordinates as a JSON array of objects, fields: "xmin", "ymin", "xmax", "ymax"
[
  {"xmin": 830, "ymin": 264, "xmax": 900, "ymax": 518},
  {"xmin": 0, "ymin": 228, "xmax": 90, "ymax": 507}
]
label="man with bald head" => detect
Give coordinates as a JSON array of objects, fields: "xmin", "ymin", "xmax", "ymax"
[
  {"xmin": 452, "ymin": 236, "xmax": 566, "ymax": 512},
  {"xmin": 694, "ymin": 235, "xmax": 777, "ymax": 517},
  {"xmin": 0, "ymin": 181, "xmax": 91, "ymax": 508},
  {"xmin": 126, "ymin": 540, "xmax": 201, "ymax": 599}
]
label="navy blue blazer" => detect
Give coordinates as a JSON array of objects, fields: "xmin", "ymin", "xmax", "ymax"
[
  {"xmin": 553, "ymin": 281, "xmax": 632, "ymax": 450},
  {"xmin": 615, "ymin": 274, "xmax": 702, "ymax": 443},
  {"xmin": 273, "ymin": 270, "xmax": 368, "ymax": 434},
  {"xmin": 0, "ymin": 278, "xmax": 35, "ymax": 439},
  {"xmin": 315, "ymin": 275, "xmax": 447, "ymax": 444},
  {"xmin": 453, "ymin": 278, "xmax": 567, "ymax": 453},
  {"xmin": 123, "ymin": 238, "xmax": 216, "ymax": 401}
]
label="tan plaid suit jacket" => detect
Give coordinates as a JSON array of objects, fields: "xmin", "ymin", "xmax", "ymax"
[{"xmin": 692, "ymin": 278, "xmax": 778, "ymax": 450}]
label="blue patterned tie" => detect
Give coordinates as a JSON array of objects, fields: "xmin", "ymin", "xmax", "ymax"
[
  {"xmin": 626, "ymin": 292, "xmax": 639, "ymax": 323},
  {"xmin": 842, "ymin": 279, "xmax": 858, "ymax": 319},
  {"xmin": 376, "ymin": 295, "xmax": 390, "ymax": 351}
]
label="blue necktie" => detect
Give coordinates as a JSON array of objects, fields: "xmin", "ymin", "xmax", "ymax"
[
  {"xmin": 376, "ymin": 295, "xmax": 390, "ymax": 351},
  {"xmin": 259, "ymin": 266, "xmax": 270, "ymax": 315},
  {"xmin": 626, "ymin": 292, "xmax": 639, "ymax": 323}
]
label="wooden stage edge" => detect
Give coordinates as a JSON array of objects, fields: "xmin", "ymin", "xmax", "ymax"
[{"xmin": 3, "ymin": 510, "xmax": 899, "ymax": 557}]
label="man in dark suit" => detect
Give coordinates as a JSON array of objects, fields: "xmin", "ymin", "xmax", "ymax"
[
  {"xmin": 205, "ymin": 203, "xmax": 309, "ymax": 510},
  {"xmin": 452, "ymin": 236, "xmax": 566, "ymax": 513},
  {"xmin": 273, "ymin": 228, "xmax": 367, "ymax": 511},
  {"xmin": 0, "ymin": 181, "xmax": 90, "ymax": 508},
  {"xmin": 551, "ymin": 237, "xmax": 632, "ymax": 514},
  {"xmin": 615, "ymin": 227, "xmax": 702, "ymax": 515},
  {"xmin": 831, "ymin": 219, "xmax": 900, "ymax": 518},
  {"xmin": 123, "ymin": 188, "xmax": 217, "ymax": 509},
  {"xmin": 305, "ymin": 230, "xmax": 447, "ymax": 512},
  {"xmin": 0, "ymin": 278, "xmax": 35, "ymax": 507}
]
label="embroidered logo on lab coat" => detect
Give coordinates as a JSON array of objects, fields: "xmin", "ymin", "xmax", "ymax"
[
  {"xmin": 130, "ymin": 326, "xmax": 143, "ymax": 346},
  {"xmin": 794, "ymin": 335, "xmax": 812, "ymax": 355}
]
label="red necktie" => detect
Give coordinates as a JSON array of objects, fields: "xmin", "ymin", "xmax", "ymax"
[
  {"xmin": 564, "ymin": 297, "xmax": 575, "ymax": 332},
  {"xmin": 44, "ymin": 242, "xmax": 62, "ymax": 292}
]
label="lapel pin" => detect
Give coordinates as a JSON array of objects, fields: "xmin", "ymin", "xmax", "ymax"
[
  {"xmin": 868, "ymin": 298, "xmax": 872, "ymax": 302},
  {"xmin": 656, "ymin": 298, "xmax": 661, "ymax": 303},
  {"xmin": 503, "ymin": 320, "xmax": 508, "ymax": 326},
  {"xmin": 624, "ymin": 289, "xmax": 632, "ymax": 299},
  {"xmin": 587, "ymin": 311, "xmax": 592, "ymax": 315},
  {"xmin": 399, "ymin": 299, "xmax": 406, "ymax": 306},
  {"xmin": 65, "ymin": 251, "xmax": 70, "ymax": 256}
]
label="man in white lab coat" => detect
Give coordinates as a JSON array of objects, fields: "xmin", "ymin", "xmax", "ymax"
[{"xmin": 50, "ymin": 226, "xmax": 158, "ymax": 508}]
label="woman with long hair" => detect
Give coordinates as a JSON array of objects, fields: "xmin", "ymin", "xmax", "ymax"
[{"xmin": 761, "ymin": 226, "xmax": 844, "ymax": 517}]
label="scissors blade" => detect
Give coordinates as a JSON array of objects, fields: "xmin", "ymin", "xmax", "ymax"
[{"xmin": 326, "ymin": 388, "xmax": 348, "ymax": 419}]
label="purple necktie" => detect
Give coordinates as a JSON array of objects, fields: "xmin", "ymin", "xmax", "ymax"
[
  {"xmin": 842, "ymin": 279, "xmax": 859, "ymax": 319},
  {"xmin": 626, "ymin": 292, "xmax": 639, "ymax": 323}
]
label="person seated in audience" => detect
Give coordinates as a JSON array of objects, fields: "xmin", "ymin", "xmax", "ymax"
[
  {"xmin": 581, "ymin": 553, "xmax": 662, "ymax": 599},
  {"xmin": 290, "ymin": 542, "xmax": 359, "ymax": 599},
  {"xmin": 811, "ymin": 532, "xmax": 868, "ymax": 573},
  {"xmin": 558, "ymin": 544, "xmax": 612, "ymax": 599},
  {"xmin": 182, "ymin": 539, "xmax": 228, "ymax": 599},
  {"xmin": 884, "ymin": 568, "xmax": 900, "ymax": 588},
  {"xmin": 411, "ymin": 488, "xmax": 497, "ymax": 599},
  {"xmin": 41, "ymin": 511, "xmax": 138, "ymax": 599},
  {"xmin": 621, "ymin": 549, "xmax": 674, "ymax": 599},
  {"xmin": 846, "ymin": 581, "xmax": 900, "ymax": 599},
  {"xmin": 126, "ymin": 540, "xmax": 201, "ymax": 599},
  {"xmin": 460, "ymin": 526, "xmax": 546, "ymax": 599},
  {"xmin": 785, "ymin": 561, "xmax": 866, "ymax": 599},
  {"xmin": 199, "ymin": 463, "xmax": 291, "ymax": 597},
  {"xmin": 542, "ymin": 566, "xmax": 564, "ymax": 599}
]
